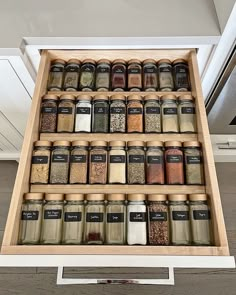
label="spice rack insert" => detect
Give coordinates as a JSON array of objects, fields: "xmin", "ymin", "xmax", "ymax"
[{"xmin": 1, "ymin": 49, "xmax": 229, "ymax": 257}]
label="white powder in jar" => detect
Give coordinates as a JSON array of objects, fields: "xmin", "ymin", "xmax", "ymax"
[
  {"xmin": 75, "ymin": 100, "xmax": 92, "ymax": 132},
  {"xmin": 108, "ymin": 148, "xmax": 126, "ymax": 184}
]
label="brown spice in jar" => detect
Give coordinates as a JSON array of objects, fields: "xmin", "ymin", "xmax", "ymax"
[
  {"xmin": 57, "ymin": 95, "xmax": 75, "ymax": 132},
  {"xmin": 146, "ymin": 141, "xmax": 164, "ymax": 184},
  {"xmin": 127, "ymin": 95, "xmax": 143, "ymax": 133},
  {"xmin": 40, "ymin": 95, "xmax": 58, "ymax": 133},
  {"xmin": 89, "ymin": 141, "xmax": 107, "ymax": 184},
  {"xmin": 128, "ymin": 59, "xmax": 142, "ymax": 91}
]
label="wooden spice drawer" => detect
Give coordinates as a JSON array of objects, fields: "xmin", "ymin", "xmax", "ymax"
[{"xmin": 0, "ymin": 49, "xmax": 230, "ymax": 257}]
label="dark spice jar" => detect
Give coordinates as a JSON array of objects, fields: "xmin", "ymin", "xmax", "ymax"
[
  {"xmin": 110, "ymin": 94, "xmax": 126, "ymax": 133},
  {"xmin": 165, "ymin": 141, "xmax": 184, "ymax": 185},
  {"xmin": 127, "ymin": 141, "xmax": 145, "ymax": 184},
  {"xmin": 47, "ymin": 59, "xmax": 66, "ymax": 91},
  {"xmin": 79, "ymin": 59, "xmax": 96, "ymax": 91},
  {"xmin": 147, "ymin": 194, "xmax": 169, "ymax": 245},
  {"xmin": 127, "ymin": 95, "xmax": 143, "ymax": 133},
  {"xmin": 92, "ymin": 94, "xmax": 109, "ymax": 133},
  {"xmin": 143, "ymin": 59, "xmax": 158, "ymax": 91},
  {"xmin": 40, "ymin": 94, "xmax": 58, "ymax": 133},
  {"xmin": 172, "ymin": 59, "xmax": 190, "ymax": 91},
  {"xmin": 146, "ymin": 141, "xmax": 164, "ymax": 184},
  {"xmin": 144, "ymin": 94, "xmax": 161, "ymax": 133},
  {"xmin": 63, "ymin": 59, "xmax": 80, "ymax": 91},
  {"xmin": 57, "ymin": 95, "xmax": 75, "ymax": 133},
  {"xmin": 158, "ymin": 59, "xmax": 174, "ymax": 91},
  {"xmin": 96, "ymin": 59, "xmax": 111, "ymax": 91},
  {"xmin": 111, "ymin": 59, "xmax": 126, "ymax": 91},
  {"xmin": 128, "ymin": 59, "xmax": 142, "ymax": 91}
]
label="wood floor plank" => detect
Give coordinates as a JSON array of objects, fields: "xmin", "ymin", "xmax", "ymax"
[
  {"xmin": 0, "ymin": 161, "xmax": 18, "ymax": 193},
  {"xmin": 216, "ymin": 163, "xmax": 236, "ymax": 194}
]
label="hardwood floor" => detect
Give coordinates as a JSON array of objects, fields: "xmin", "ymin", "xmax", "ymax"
[{"xmin": 0, "ymin": 161, "xmax": 235, "ymax": 294}]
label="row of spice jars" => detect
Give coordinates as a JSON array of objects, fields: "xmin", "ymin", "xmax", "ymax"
[
  {"xmin": 30, "ymin": 140, "xmax": 204, "ymax": 185},
  {"xmin": 40, "ymin": 94, "xmax": 196, "ymax": 133},
  {"xmin": 19, "ymin": 193, "xmax": 212, "ymax": 246},
  {"xmin": 47, "ymin": 58, "xmax": 191, "ymax": 92}
]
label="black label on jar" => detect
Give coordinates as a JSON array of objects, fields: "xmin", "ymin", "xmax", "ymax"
[
  {"xmin": 129, "ymin": 155, "xmax": 144, "ymax": 163},
  {"xmin": 110, "ymin": 107, "xmax": 126, "ymax": 114},
  {"xmin": 107, "ymin": 213, "xmax": 124, "ymax": 223},
  {"xmin": 159, "ymin": 66, "xmax": 171, "ymax": 73},
  {"xmin": 32, "ymin": 156, "xmax": 48, "ymax": 164},
  {"xmin": 77, "ymin": 107, "xmax": 91, "ymax": 114},
  {"xmin": 130, "ymin": 212, "xmax": 146, "ymax": 222},
  {"xmin": 91, "ymin": 154, "xmax": 106, "ymax": 163},
  {"xmin": 167, "ymin": 155, "xmax": 182, "ymax": 163},
  {"xmin": 97, "ymin": 67, "xmax": 110, "ymax": 73},
  {"xmin": 113, "ymin": 66, "xmax": 125, "ymax": 74},
  {"xmin": 50, "ymin": 65, "xmax": 64, "ymax": 72},
  {"xmin": 52, "ymin": 154, "xmax": 69, "ymax": 163},
  {"xmin": 41, "ymin": 107, "xmax": 57, "ymax": 114},
  {"xmin": 58, "ymin": 107, "xmax": 73, "ymax": 115},
  {"xmin": 110, "ymin": 155, "xmax": 125, "ymax": 163},
  {"xmin": 94, "ymin": 107, "xmax": 108, "ymax": 114},
  {"xmin": 186, "ymin": 156, "xmax": 202, "ymax": 164},
  {"xmin": 149, "ymin": 212, "xmax": 167, "ymax": 221},
  {"xmin": 21, "ymin": 211, "xmax": 39, "ymax": 221},
  {"xmin": 172, "ymin": 211, "xmax": 189, "ymax": 221},
  {"xmin": 44, "ymin": 209, "xmax": 62, "ymax": 219},
  {"xmin": 181, "ymin": 107, "xmax": 195, "ymax": 114},
  {"xmin": 128, "ymin": 108, "xmax": 142, "ymax": 115},
  {"xmin": 64, "ymin": 212, "xmax": 82, "ymax": 222},
  {"xmin": 163, "ymin": 108, "xmax": 177, "ymax": 115},
  {"xmin": 175, "ymin": 65, "xmax": 188, "ymax": 74},
  {"xmin": 128, "ymin": 68, "xmax": 141, "ymax": 74},
  {"xmin": 86, "ymin": 213, "xmax": 103, "ymax": 222},
  {"xmin": 193, "ymin": 210, "xmax": 210, "ymax": 220},
  {"xmin": 70, "ymin": 155, "xmax": 87, "ymax": 163},
  {"xmin": 147, "ymin": 156, "xmax": 163, "ymax": 164},
  {"xmin": 146, "ymin": 107, "xmax": 160, "ymax": 114},
  {"xmin": 65, "ymin": 65, "xmax": 79, "ymax": 72},
  {"xmin": 82, "ymin": 64, "xmax": 94, "ymax": 72},
  {"xmin": 144, "ymin": 67, "xmax": 157, "ymax": 74}
]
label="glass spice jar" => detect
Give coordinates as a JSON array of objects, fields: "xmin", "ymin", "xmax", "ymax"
[
  {"xmin": 106, "ymin": 194, "xmax": 126, "ymax": 245},
  {"xmin": 165, "ymin": 141, "xmax": 184, "ymax": 185},
  {"xmin": 63, "ymin": 59, "xmax": 80, "ymax": 91},
  {"xmin": 47, "ymin": 59, "xmax": 66, "ymax": 91},
  {"xmin": 110, "ymin": 94, "xmax": 126, "ymax": 133},
  {"xmin": 158, "ymin": 59, "xmax": 174, "ymax": 91},
  {"xmin": 161, "ymin": 94, "xmax": 179, "ymax": 133},
  {"xmin": 79, "ymin": 59, "xmax": 96, "ymax": 91},
  {"xmin": 92, "ymin": 94, "xmax": 109, "ymax": 133},
  {"xmin": 30, "ymin": 141, "xmax": 52, "ymax": 184},
  {"xmin": 172, "ymin": 59, "xmax": 190, "ymax": 91},
  {"xmin": 147, "ymin": 194, "xmax": 169, "ymax": 245},
  {"xmin": 84, "ymin": 194, "xmax": 105, "ymax": 244},
  {"xmin": 143, "ymin": 59, "xmax": 158, "ymax": 91},
  {"xmin": 40, "ymin": 94, "xmax": 58, "ymax": 133},
  {"xmin": 57, "ymin": 95, "xmax": 75, "ymax": 133},
  {"xmin": 62, "ymin": 194, "xmax": 84, "ymax": 245},
  {"xmin": 75, "ymin": 94, "xmax": 92, "ymax": 132},
  {"xmin": 18, "ymin": 193, "xmax": 44, "ymax": 245},
  {"xmin": 183, "ymin": 141, "xmax": 204, "ymax": 185},
  {"xmin": 89, "ymin": 141, "xmax": 107, "ymax": 184},
  {"xmin": 169, "ymin": 194, "xmax": 191, "ymax": 245},
  {"xmin": 128, "ymin": 59, "xmax": 142, "ymax": 91},
  {"xmin": 40, "ymin": 194, "xmax": 64, "ymax": 245},
  {"xmin": 146, "ymin": 141, "xmax": 164, "ymax": 184},
  {"xmin": 127, "ymin": 194, "xmax": 147, "ymax": 245},
  {"xmin": 127, "ymin": 141, "xmax": 145, "ymax": 184},
  {"xmin": 127, "ymin": 95, "xmax": 143, "ymax": 133},
  {"xmin": 111, "ymin": 59, "xmax": 126, "ymax": 91},
  {"xmin": 69, "ymin": 141, "xmax": 89, "ymax": 184},
  {"xmin": 178, "ymin": 95, "xmax": 197, "ymax": 133},
  {"xmin": 144, "ymin": 94, "xmax": 161, "ymax": 133},
  {"xmin": 50, "ymin": 141, "xmax": 70, "ymax": 184},
  {"xmin": 108, "ymin": 141, "xmax": 126, "ymax": 184},
  {"xmin": 189, "ymin": 194, "xmax": 212, "ymax": 246},
  {"xmin": 95, "ymin": 59, "xmax": 111, "ymax": 91}
]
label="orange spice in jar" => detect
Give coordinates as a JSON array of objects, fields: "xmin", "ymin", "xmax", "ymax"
[
  {"xmin": 128, "ymin": 59, "xmax": 142, "ymax": 91},
  {"xmin": 127, "ymin": 95, "xmax": 143, "ymax": 133}
]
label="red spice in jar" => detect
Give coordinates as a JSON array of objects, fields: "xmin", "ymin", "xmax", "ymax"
[{"xmin": 111, "ymin": 59, "xmax": 126, "ymax": 91}]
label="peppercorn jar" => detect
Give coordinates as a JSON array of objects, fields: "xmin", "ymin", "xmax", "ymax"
[
  {"xmin": 95, "ymin": 59, "xmax": 111, "ymax": 91},
  {"xmin": 144, "ymin": 94, "xmax": 161, "ymax": 133},
  {"xmin": 57, "ymin": 95, "xmax": 75, "ymax": 133},
  {"xmin": 84, "ymin": 194, "xmax": 105, "ymax": 244},
  {"xmin": 169, "ymin": 194, "xmax": 191, "ymax": 245},
  {"xmin": 183, "ymin": 141, "xmax": 204, "ymax": 185},
  {"xmin": 110, "ymin": 94, "xmax": 126, "ymax": 133},
  {"xmin": 108, "ymin": 141, "xmax": 126, "ymax": 184},
  {"xmin": 50, "ymin": 141, "xmax": 70, "ymax": 184},
  {"xmin": 111, "ymin": 59, "xmax": 126, "ymax": 91},
  {"xmin": 165, "ymin": 141, "xmax": 184, "ymax": 185},
  {"xmin": 146, "ymin": 141, "xmax": 164, "ymax": 184},
  {"xmin": 40, "ymin": 194, "xmax": 64, "ymax": 244},
  {"xmin": 172, "ymin": 59, "xmax": 190, "ymax": 91},
  {"xmin": 30, "ymin": 141, "xmax": 52, "ymax": 184},
  {"xmin": 92, "ymin": 94, "xmax": 109, "ymax": 133},
  {"xmin": 178, "ymin": 95, "xmax": 197, "ymax": 133},
  {"xmin": 128, "ymin": 59, "xmax": 142, "ymax": 91},
  {"xmin": 63, "ymin": 59, "xmax": 80, "ymax": 91},
  {"xmin": 143, "ymin": 59, "xmax": 158, "ymax": 91},
  {"xmin": 62, "ymin": 194, "xmax": 84, "ymax": 244},
  {"xmin": 189, "ymin": 194, "xmax": 212, "ymax": 245},
  {"xmin": 18, "ymin": 193, "xmax": 44, "ymax": 245},
  {"xmin": 89, "ymin": 141, "xmax": 108, "ymax": 184},
  {"xmin": 106, "ymin": 194, "xmax": 126, "ymax": 245},
  {"xmin": 69, "ymin": 141, "xmax": 89, "ymax": 184},
  {"xmin": 75, "ymin": 94, "xmax": 92, "ymax": 132},
  {"xmin": 158, "ymin": 59, "xmax": 174, "ymax": 91},
  {"xmin": 127, "ymin": 95, "xmax": 143, "ymax": 133},
  {"xmin": 47, "ymin": 59, "xmax": 66, "ymax": 91},
  {"xmin": 127, "ymin": 141, "xmax": 145, "ymax": 184},
  {"xmin": 40, "ymin": 94, "xmax": 58, "ymax": 133},
  {"xmin": 161, "ymin": 94, "xmax": 179, "ymax": 133},
  {"xmin": 79, "ymin": 59, "xmax": 96, "ymax": 91},
  {"xmin": 127, "ymin": 194, "xmax": 147, "ymax": 245},
  {"xmin": 147, "ymin": 194, "xmax": 169, "ymax": 245}
]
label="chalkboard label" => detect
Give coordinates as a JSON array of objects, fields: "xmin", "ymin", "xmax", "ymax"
[
  {"xmin": 77, "ymin": 107, "xmax": 91, "ymax": 114},
  {"xmin": 159, "ymin": 66, "xmax": 171, "ymax": 73},
  {"xmin": 130, "ymin": 212, "xmax": 146, "ymax": 222},
  {"xmin": 51, "ymin": 65, "xmax": 63, "ymax": 72},
  {"xmin": 70, "ymin": 155, "xmax": 87, "ymax": 163},
  {"xmin": 128, "ymin": 68, "xmax": 141, "ymax": 74},
  {"xmin": 97, "ymin": 67, "xmax": 110, "ymax": 73},
  {"xmin": 32, "ymin": 156, "xmax": 48, "ymax": 164},
  {"xmin": 129, "ymin": 155, "xmax": 144, "ymax": 163},
  {"xmin": 163, "ymin": 108, "xmax": 177, "ymax": 115},
  {"xmin": 149, "ymin": 212, "xmax": 167, "ymax": 222},
  {"xmin": 186, "ymin": 156, "xmax": 202, "ymax": 164},
  {"xmin": 86, "ymin": 213, "xmax": 103, "ymax": 222},
  {"xmin": 44, "ymin": 209, "xmax": 62, "ymax": 220},
  {"xmin": 172, "ymin": 211, "xmax": 189, "ymax": 221},
  {"xmin": 58, "ymin": 107, "xmax": 73, "ymax": 115},
  {"xmin": 64, "ymin": 212, "xmax": 82, "ymax": 222},
  {"xmin": 146, "ymin": 107, "xmax": 160, "ymax": 114},
  {"xmin": 113, "ymin": 66, "xmax": 125, "ymax": 74},
  {"xmin": 128, "ymin": 108, "xmax": 142, "ymax": 115},
  {"xmin": 91, "ymin": 154, "xmax": 106, "ymax": 163},
  {"xmin": 107, "ymin": 213, "xmax": 124, "ymax": 223},
  {"xmin": 167, "ymin": 155, "xmax": 182, "ymax": 163},
  {"xmin": 52, "ymin": 154, "xmax": 68, "ymax": 163},
  {"xmin": 110, "ymin": 155, "xmax": 125, "ymax": 163},
  {"xmin": 94, "ymin": 107, "xmax": 108, "ymax": 114},
  {"xmin": 82, "ymin": 65, "xmax": 94, "ymax": 72},
  {"xmin": 110, "ymin": 107, "xmax": 126, "ymax": 114},
  {"xmin": 65, "ymin": 65, "xmax": 79, "ymax": 72},
  {"xmin": 193, "ymin": 210, "xmax": 210, "ymax": 220},
  {"xmin": 147, "ymin": 156, "xmax": 163, "ymax": 164},
  {"xmin": 41, "ymin": 107, "xmax": 57, "ymax": 114},
  {"xmin": 144, "ymin": 67, "xmax": 157, "ymax": 74},
  {"xmin": 176, "ymin": 65, "xmax": 188, "ymax": 74},
  {"xmin": 181, "ymin": 107, "xmax": 195, "ymax": 114},
  {"xmin": 21, "ymin": 211, "xmax": 39, "ymax": 221}
]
